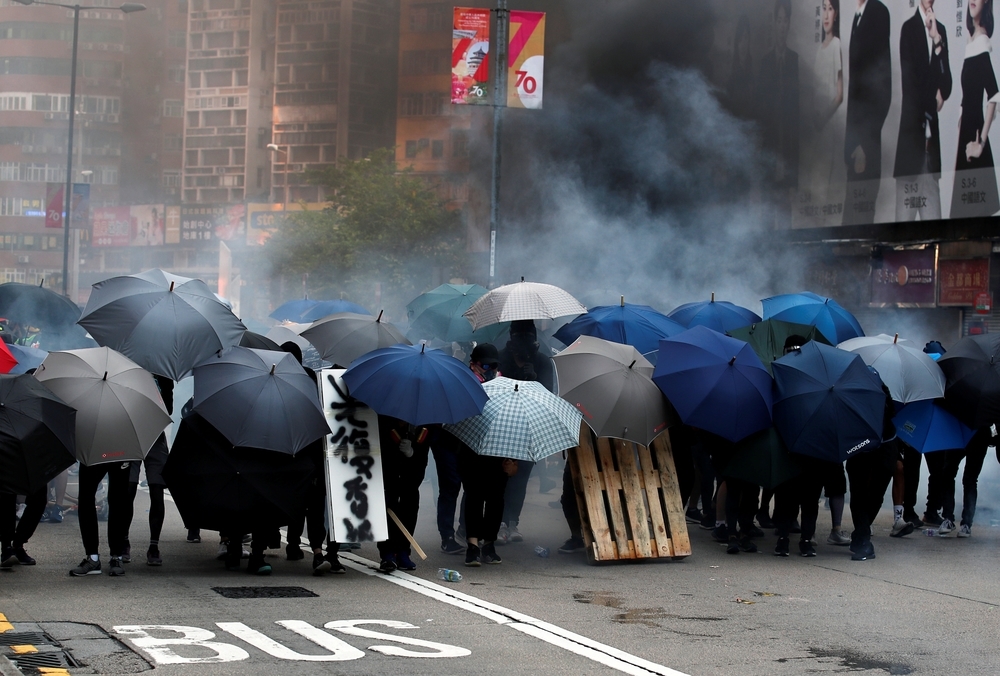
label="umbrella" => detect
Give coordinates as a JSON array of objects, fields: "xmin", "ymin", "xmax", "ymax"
[
  {"xmin": 406, "ymin": 283, "xmax": 508, "ymax": 343},
  {"xmin": 667, "ymin": 294, "xmax": 762, "ymax": 333},
  {"xmin": 7, "ymin": 344, "xmax": 47, "ymax": 375},
  {"xmin": 265, "ymin": 323, "xmax": 327, "ymax": 370},
  {"xmin": 0, "ymin": 282, "xmax": 91, "ymax": 350},
  {"xmin": 837, "ymin": 334, "xmax": 945, "ymax": 404},
  {"xmin": 463, "ymin": 278, "xmax": 586, "ymax": 331},
  {"xmin": 239, "ymin": 330, "xmax": 281, "ymax": 351},
  {"xmin": 342, "ymin": 343, "xmax": 487, "ymax": 425},
  {"xmin": 893, "ymin": 399, "xmax": 976, "ymax": 453},
  {"xmin": 444, "ymin": 376, "xmax": 583, "ymax": 462},
  {"xmin": 269, "ymin": 298, "xmax": 319, "ymax": 322},
  {"xmin": 723, "ymin": 427, "xmax": 802, "ymax": 490},
  {"xmin": 761, "ymin": 291, "xmax": 864, "ymax": 344},
  {"xmin": 838, "ymin": 334, "xmax": 916, "ymax": 350},
  {"xmin": 300, "ymin": 300, "xmax": 371, "ymax": 322},
  {"xmin": 0, "ymin": 341, "xmax": 17, "ymax": 374},
  {"xmin": 33, "ymin": 347, "xmax": 171, "ymax": 465},
  {"xmin": 162, "ymin": 412, "xmax": 316, "ymax": 534},
  {"xmin": 0, "ymin": 374, "xmax": 77, "ymax": 495},
  {"xmin": 192, "ymin": 346, "xmax": 330, "ymax": 455},
  {"xmin": 937, "ymin": 333, "xmax": 1000, "ymax": 428},
  {"xmin": 652, "ymin": 325, "xmax": 773, "ymax": 443},
  {"xmin": 727, "ymin": 319, "xmax": 832, "ymax": 373},
  {"xmin": 78, "ymin": 269, "xmax": 247, "ymax": 380},
  {"xmin": 301, "ymin": 311, "xmax": 410, "ymax": 367},
  {"xmin": 553, "ymin": 298, "xmax": 686, "ymax": 355},
  {"xmin": 772, "ymin": 341, "xmax": 886, "ymax": 463},
  {"xmin": 552, "ymin": 336, "xmax": 676, "ymax": 446}
]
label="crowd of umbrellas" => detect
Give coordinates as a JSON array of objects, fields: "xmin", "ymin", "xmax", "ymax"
[{"xmin": 1, "ymin": 272, "xmax": 998, "ymax": 547}]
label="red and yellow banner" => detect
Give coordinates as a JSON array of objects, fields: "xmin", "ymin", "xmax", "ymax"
[
  {"xmin": 451, "ymin": 7, "xmax": 491, "ymax": 105},
  {"xmin": 507, "ymin": 11, "xmax": 544, "ymax": 109}
]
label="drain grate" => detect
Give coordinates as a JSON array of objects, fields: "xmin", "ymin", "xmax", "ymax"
[
  {"xmin": 0, "ymin": 632, "xmax": 51, "ymax": 646},
  {"xmin": 11, "ymin": 650, "xmax": 79, "ymax": 669},
  {"xmin": 211, "ymin": 586, "xmax": 319, "ymax": 599}
]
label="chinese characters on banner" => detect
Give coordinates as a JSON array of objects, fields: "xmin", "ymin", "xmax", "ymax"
[
  {"xmin": 507, "ymin": 11, "xmax": 545, "ymax": 109},
  {"xmin": 938, "ymin": 258, "xmax": 990, "ymax": 306},
  {"xmin": 452, "ymin": 7, "xmax": 491, "ymax": 105},
  {"xmin": 178, "ymin": 204, "xmax": 246, "ymax": 243},
  {"xmin": 91, "ymin": 205, "xmax": 165, "ymax": 247},
  {"xmin": 320, "ymin": 369, "xmax": 388, "ymax": 544},
  {"xmin": 869, "ymin": 249, "xmax": 936, "ymax": 306}
]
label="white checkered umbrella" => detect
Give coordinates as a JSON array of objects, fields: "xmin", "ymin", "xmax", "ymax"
[
  {"xmin": 444, "ymin": 376, "xmax": 583, "ymax": 461},
  {"xmin": 463, "ymin": 279, "xmax": 586, "ymax": 330}
]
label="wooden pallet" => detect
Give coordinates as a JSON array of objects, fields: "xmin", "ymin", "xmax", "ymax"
[{"xmin": 568, "ymin": 423, "xmax": 691, "ymax": 563}]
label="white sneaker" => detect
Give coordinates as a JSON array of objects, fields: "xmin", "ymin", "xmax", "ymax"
[
  {"xmin": 508, "ymin": 525, "xmax": 523, "ymax": 543},
  {"xmin": 957, "ymin": 524, "xmax": 972, "ymax": 538},
  {"xmin": 938, "ymin": 518, "xmax": 955, "ymax": 536},
  {"xmin": 827, "ymin": 528, "xmax": 851, "ymax": 546},
  {"xmin": 890, "ymin": 519, "xmax": 915, "ymax": 538},
  {"xmin": 15, "ymin": 502, "xmax": 26, "ymax": 520},
  {"xmin": 496, "ymin": 522, "xmax": 509, "ymax": 546},
  {"xmin": 216, "ymin": 543, "xmax": 228, "ymax": 560}
]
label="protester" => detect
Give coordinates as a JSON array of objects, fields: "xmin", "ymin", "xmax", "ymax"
[
  {"xmin": 69, "ymin": 459, "xmax": 136, "ymax": 577},
  {"xmin": 376, "ymin": 416, "xmax": 433, "ymax": 573},
  {"xmin": 430, "ymin": 432, "xmax": 466, "ymax": 555},
  {"xmin": 937, "ymin": 425, "xmax": 995, "ymax": 537},
  {"xmin": 1, "ymin": 486, "xmax": 46, "ymax": 569}
]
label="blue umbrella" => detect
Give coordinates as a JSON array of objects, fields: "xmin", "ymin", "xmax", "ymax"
[
  {"xmin": 405, "ymin": 283, "xmax": 508, "ymax": 343},
  {"xmin": 667, "ymin": 294, "xmax": 761, "ymax": 333},
  {"xmin": 269, "ymin": 298, "xmax": 318, "ymax": 322},
  {"xmin": 553, "ymin": 299, "xmax": 686, "ymax": 355},
  {"xmin": 772, "ymin": 341, "xmax": 885, "ymax": 463},
  {"xmin": 300, "ymin": 300, "xmax": 371, "ymax": 322},
  {"xmin": 343, "ymin": 343, "xmax": 488, "ymax": 426},
  {"xmin": 652, "ymin": 325, "xmax": 773, "ymax": 443},
  {"xmin": 761, "ymin": 292, "xmax": 864, "ymax": 344},
  {"xmin": 893, "ymin": 399, "xmax": 975, "ymax": 454},
  {"xmin": 7, "ymin": 344, "xmax": 47, "ymax": 374}
]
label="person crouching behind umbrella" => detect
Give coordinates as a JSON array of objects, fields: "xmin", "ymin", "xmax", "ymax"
[{"xmin": 377, "ymin": 416, "xmax": 434, "ymax": 573}]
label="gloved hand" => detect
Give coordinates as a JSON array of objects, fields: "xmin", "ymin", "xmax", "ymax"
[{"xmin": 399, "ymin": 439, "xmax": 414, "ymax": 458}]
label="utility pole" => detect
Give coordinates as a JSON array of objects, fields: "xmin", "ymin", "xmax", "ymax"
[{"xmin": 488, "ymin": 0, "xmax": 508, "ymax": 287}]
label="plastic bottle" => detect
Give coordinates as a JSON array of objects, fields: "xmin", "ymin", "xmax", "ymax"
[
  {"xmin": 924, "ymin": 528, "xmax": 937, "ymax": 537},
  {"xmin": 437, "ymin": 568, "xmax": 462, "ymax": 582},
  {"xmin": 534, "ymin": 546, "xmax": 549, "ymax": 558}
]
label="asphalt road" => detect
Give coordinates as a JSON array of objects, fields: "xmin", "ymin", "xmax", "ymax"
[{"xmin": 3, "ymin": 467, "xmax": 1000, "ymax": 676}]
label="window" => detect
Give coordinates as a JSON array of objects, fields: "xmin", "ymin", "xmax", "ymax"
[
  {"xmin": 237, "ymin": 31, "xmax": 250, "ymax": 47},
  {"xmin": 188, "ymin": 71, "xmax": 202, "ymax": 88},
  {"xmin": 187, "ymin": 111, "xmax": 199, "ymax": 127},
  {"xmin": 235, "ymin": 69, "xmax": 248, "ymax": 86},
  {"xmin": 167, "ymin": 65, "xmax": 185, "ymax": 83},
  {"xmin": 162, "ymin": 170, "xmax": 181, "ymax": 187},
  {"xmin": 405, "ymin": 140, "xmax": 417, "ymax": 158},
  {"xmin": 233, "ymin": 109, "xmax": 247, "ymax": 125},
  {"xmin": 167, "ymin": 30, "xmax": 186, "ymax": 48},
  {"xmin": 295, "ymin": 24, "xmax": 324, "ymax": 42},
  {"xmin": 400, "ymin": 94, "xmax": 423, "ymax": 117},
  {"xmin": 232, "ymin": 148, "xmax": 244, "ymax": 164},
  {"xmin": 291, "ymin": 145, "xmax": 319, "ymax": 162},
  {"xmin": 206, "ymin": 32, "xmax": 233, "ymax": 49},
  {"xmin": 204, "ymin": 110, "xmax": 231, "ymax": 126},
  {"xmin": 401, "ymin": 50, "xmax": 450, "ymax": 76},
  {"xmin": 295, "ymin": 64, "xmax": 322, "ymax": 83},
  {"xmin": 205, "ymin": 71, "xmax": 232, "ymax": 87},
  {"xmin": 162, "ymin": 99, "xmax": 183, "ymax": 117},
  {"xmin": 432, "ymin": 140, "xmax": 444, "ymax": 158},
  {"xmin": 201, "ymin": 149, "xmax": 229, "ymax": 165},
  {"xmin": 452, "ymin": 131, "xmax": 468, "ymax": 157},
  {"xmin": 408, "ymin": 4, "xmax": 449, "ymax": 33},
  {"xmin": 189, "ymin": 33, "xmax": 203, "ymax": 49},
  {"xmin": 185, "ymin": 150, "xmax": 198, "ymax": 166},
  {"xmin": 163, "ymin": 134, "xmax": 183, "ymax": 152}
]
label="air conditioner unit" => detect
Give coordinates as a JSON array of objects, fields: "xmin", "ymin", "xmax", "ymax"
[{"xmin": 17, "ymin": 256, "xmax": 29, "ymax": 264}]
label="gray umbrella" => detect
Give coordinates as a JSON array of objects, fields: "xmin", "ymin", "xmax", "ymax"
[
  {"xmin": 192, "ymin": 346, "xmax": 330, "ymax": 455},
  {"xmin": 837, "ymin": 335, "xmax": 945, "ymax": 404},
  {"xmin": 34, "ymin": 347, "xmax": 171, "ymax": 466},
  {"xmin": 552, "ymin": 336, "xmax": 677, "ymax": 447},
  {"xmin": 300, "ymin": 311, "xmax": 410, "ymax": 367},
  {"xmin": 78, "ymin": 269, "xmax": 246, "ymax": 380},
  {"xmin": 463, "ymin": 278, "xmax": 586, "ymax": 331}
]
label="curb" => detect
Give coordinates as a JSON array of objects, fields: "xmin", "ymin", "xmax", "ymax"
[{"xmin": 0, "ymin": 654, "xmax": 21, "ymax": 676}]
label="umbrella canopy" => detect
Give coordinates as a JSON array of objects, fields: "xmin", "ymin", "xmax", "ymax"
[
  {"xmin": 343, "ymin": 343, "xmax": 487, "ymax": 425},
  {"xmin": 553, "ymin": 299, "xmax": 686, "ymax": 356},
  {"xmin": 552, "ymin": 336, "xmax": 676, "ymax": 446},
  {"xmin": 162, "ymin": 412, "xmax": 315, "ymax": 533},
  {"xmin": 78, "ymin": 269, "xmax": 247, "ymax": 380},
  {"xmin": 269, "ymin": 298, "xmax": 319, "ymax": 322},
  {"xmin": 893, "ymin": 399, "xmax": 976, "ymax": 453},
  {"xmin": 444, "ymin": 376, "xmax": 582, "ymax": 461},
  {"xmin": 724, "ymin": 427, "xmax": 802, "ymax": 490},
  {"xmin": 772, "ymin": 341, "xmax": 886, "ymax": 463},
  {"xmin": 463, "ymin": 279, "xmax": 586, "ymax": 331},
  {"xmin": 727, "ymin": 319, "xmax": 832, "ymax": 373},
  {"xmin": 406, "ymin": 283, "xmax": 508, "ymax": 343},
  {"xmin": 937, "ymin": 333, "xmax": 1000, "ymax": 428},
  {"xmin": 301, "ymin": 311, "xmax": 410, "ymax": 367},
  {"xmin": 7, "ymin": 344, "xmax": 47, "ymax": 375},
  {"xmin": 300, "ymin": 300, "xmax": 371, "ymax": 322},
  {"xmin": 837, "ymin": 335, "xmax": 945, "ymax": 404},
  {"xmin": 0, "ymin": 374, "xmax": 77, "ymax": 495},
  {"xmin": 265, "ymin": 323, "xmax": 327, "ymax": 370},
  {"xmin": 652, "ymin": 326, "xmax": 773, "ymax": 443},
  {"xmin": 34, "ymin": 347, "xmax": 171, "ymax": 465},
  {"xmin": 667, "ymin": 295, "xmax": 762, "ymax": 334},
  {"xmin": 0, "ymin": 282, "xmax": 91, "ymax": 350},
  {"xmin": 0, "ymin": 341, "xmax": 17, "ymax": 374},
  {"xmin": 838, "ymin": 334, "xmax": 917, "ymax": 350},
  {"xmin": 239, "ymin": 330, "xmax": 281, "ymax": 351},
  {"xmin": 761, "ymin": 291, "xmax": 864, "ymax": 344},
  {"xmin": 192, "ymin": 346, "xmax": 330, "ymax": 455}
]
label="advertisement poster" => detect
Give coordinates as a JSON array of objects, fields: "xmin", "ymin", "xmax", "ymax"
[
  {"xmin": 91, "ymin": 206, "xmax": 132, "ymax": 247},
  {"xmin": 165, "ymin": 205, "xmax": 181, "ymax": 245},
  {"xmin": 246, "ymin": 202, "xmax": 328, "ymax": 246},
  {"xmin": 507, "ymin": 11, "xmax": 545, "ymax": 109},
  {"xmin": 45, "ymin": 183, "xmax": 89, "ymax": 230},
  {"xmin": 179, "ymin": 204, "xmax": 246, "ymax": 242},
  {"xmin": 869, "ymin": 248, "xmax": 936, "ymax": 306},
  {"xmin": 130, "ymin": 205, "xmax": 164, "ymax": 246},
  {"xmin": 452, "ymin": 7, "xmax": 491, "ymax": 105},
  {"xmin": 939, "ymin": 258, "xmax": 990, "ymax": 305}
]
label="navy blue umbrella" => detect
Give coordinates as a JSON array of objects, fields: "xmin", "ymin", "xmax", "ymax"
[
  {"xmin": 343, "ymin": 343, "xmax": 488, "ymax": 425},
  {"xmin": 937, "ymin": 333, "xmax": 1000, "ymax": 429},
  {"xmin": 667, "ymin": 294, "xmax": 761, "ymax": 333},
  {"xmin": 300, "ymin": 300, "xmax": 371, "ymax": 322},
  {"xmin": 761, "ymin": 292, "xmax": 864, "ymax": 344},
  {"xmin": 772, "ymin": 341, "xmax": 885, "ymax": 462},
  {"xmin": 652, "ymin": 325, "xmax": 772, "ymax": 443},
  {"xmin": 269, "ymin": 298, "xmax": 318, "ymax": 322},
  {"xmin": 7, "ymin": 344, "xmax": 47, "ymax": 375},
  {"xmin": 893, "ymin": 399, "xmax": 975, "ymax": 453},
  {"xmin": 553, "ymin": 299, "xmax": 686, "ymax": 355}
]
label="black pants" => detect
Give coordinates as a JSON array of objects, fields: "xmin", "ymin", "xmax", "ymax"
[
  {"xmin": 431, "ymin": 442, "xmax": 462, "ymax": 541},
  {"xmin": 78, "ymin": 462, "xmax": 135, "ymax": 557},
  {"xmin": 561, "ymin": 460, "xmax": 582, "ymax": 539},
  {"xmin": 923, "ymin": 450, "xmax": 950, "ymax": 515},
  {"xmin": 773, "ymin": 462, "xmax": 825, "ymax": 542},
  {"xmin": 723, "ymin": 478, "xmax": 759, "ymax": 538},
  {"xmin": 1, "ymin": 487, "xmax": 46, "ymax": 550},
  {"xmin": 902, "ymin": 445, "xmax": 923, "ymax": 513},
  {"xmin": 846, "ymin": 444, "xmax": 895, "ymax": 545},
  {"xmin": 459, "ymin": 449, "xmax": 508, "ymax": 542},
  {"xmin": 287, "ymin": 476, "xmax": 327, "ymax": 552},
  {"xmin": 377, "ymin": 444, "xmax": 429, "ymax": 558},
  {"xmin": 502, "ymin": 459, "xmax": 534, "ymax": 527},
  {"xmin": 940, "ymin": 445, "xmax": 989, "ymax": 527}
]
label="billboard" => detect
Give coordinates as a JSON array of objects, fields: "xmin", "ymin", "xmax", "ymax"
[
  {"xmin": 869, "ymin": 248, "xmax": 936, "ymax": 306},
  {"xmin": 939, "ymin": 257, "xmax": 990, "ymax": 305},
  {"xmin": 246, "ymin": 202, "xmax": 328, "ymax": 246},
  {"xmin": 507, "ymin": 11, "xmax": 545, "ymax": 109},
  {"xmin": 91, "ymin": 205, "xmax": 165, "ymax": 247},
  {"xmin": 178, "ymin": 204, "xmax": 246, "ymax": 243},
  {"xmin": 45, "ymin": 183, "xmax": 90, "ymax": 230},
  {"xmin": 452, "ymin": 7, "xmax": 491, "ymax": 105}
]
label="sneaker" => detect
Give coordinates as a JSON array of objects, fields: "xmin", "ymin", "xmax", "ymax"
[
  {"xmin": 247, "ymin": 559, "xmax": 272, "ymax": 575},
  {"xmin": 42, "ymin": 505, "xmax": 63, "ymax": 524},
  {"xmin": 1, "ymin": 547, "xmax": 17, "ymax": 569},
  {"xmin": 685, "ymin": 508, "xmax": 704, "ymax": 524},
  {"xmin": 70, "ymin": 557, "xmax": 102, "ymax": 576},
  {"xmin": 827, "ymin": 529, "xmax": 851, "ymax": 546},
  {"xmin": 108, "ymin": 557, "xmax": 125, "ymax": 577},
  {"xmin": 14, "ymin": 502, "xmax": 26, "ymax": 521},
  {"xmin": 774, "ymin": 536, "xmax": 789, "ymax": 557},
  {"xmin": 739, "ymin": 535, "xmax": 758, "ymax": 553},
  {"xmin": 699, "ymin": 514, "xmax": 716, "ymax": 530},
  {"xmin": 216, "ymin": 543, "xmax": 229, "ymax": 560},
  {"xmin": 121, "ymin": 542, "xmax": 131, "ymax": 564},
  {"xmin": 481, "ymin": 541, "xmax": 502, "ymax": 564},
  {"xmin": 798, "ymin": 539, "xmax": 817, "ymax": 557},
  {"xmin": 851, "ymin": 541, "xmax": 875, "ymax": 561},
  {"xmin": 396, "ymin": 553, "xmax": 417, "ymax": 571},
  {"xmin": 312, "ymin": 553, "xmax": 332, "ymax": 575},
  {"xmin": 146, "ymin": 546, "xmax": 162, "ymax": 566},
  {"xmin": 890, "ymin": 519, "xmax": 915, "ymax": 538},
  {"xmin": 746, "ymin": 525, "xmax": 765, "ymax": 539},
  {"xmin": 496, "ymin": 523, "xmax": 509, "ymax": 545},
  {"xmin": 378, "ymin": 554, "xmax": 397, "ymax": 574},
  {"xmin": 440, "ymin": 537, "xmax": 464, "ymax": 555},
  {"xmin": 957, "ymin": 524, "xmax": 972, "ymax": 538},
  {"xmin": 903, "ymin": 511, "xmax": 924, "ymax": 528},
  {"xmin": 711, "ymin": 524, "xmax": 728, "ymax": 543},
  {"xmin": 286, "ymin": 544, "xmax": 305, "ymax": 561},
  {"xmin": 726, "ymin": 536, "xmax": 740, "ymax": 554},
  {"xmin": 508, "ymin": 525, "xmax": 523, "ymax": 543},
  {"xmin": 464, "ymin": 544, "xmax": 481, "ymax": 567},
  {"xmin": 922, "ymin": 511, "xmax": 943, "ymax": 527},
  {"xmin": 13, "ymin": 547, "xmax": 34, "ymax": 565},
  {"xmin": 557, "ymin": 537, "xmax": 585, "ymax": 554},
  {"xmin": 938, "ymin": 518, "xmax": 956, "ymax": 536},
  {"xmin": 186, "ymin": 529, "xmax": 201, "ymax": 543},
  {"xmin": 756, "ymin": 512, "xmax": 775, "ymax": 529},
  {"xmin": 324, "ymin": 552, "xmax": 346, "ymax": 574}
]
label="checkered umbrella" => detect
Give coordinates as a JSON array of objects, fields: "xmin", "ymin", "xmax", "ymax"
[
  {"xmin": 443, "ymin": 376, "xmax": 583, "ymax": 461},
  {"xmin": 463, "ymin": 279, "xmax": 586, "ymax": 331}
]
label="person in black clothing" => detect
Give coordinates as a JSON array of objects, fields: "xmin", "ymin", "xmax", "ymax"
[
  {"xmin": 1, "ymin": 486, "xmax": 46, "ymax": 569},
  {"xmin": 936, "ymin": 425, "xmax": 995, "ymax": 537},
  {"xmin": 376, "ymin": 416, "xmax": 432, "ymax": 573}
]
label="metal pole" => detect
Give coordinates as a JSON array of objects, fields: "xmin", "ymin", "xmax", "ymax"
[
  {"xmin": 283, "ymin": 146, "xmax": 289, "ymax": 212},
  {"xmin": 62, "ymin": 4, "xmax": 80, "ymax": 297},
  {"xmin": 488, "ymin": 0, "xmax": 507, "ymax": 287}
]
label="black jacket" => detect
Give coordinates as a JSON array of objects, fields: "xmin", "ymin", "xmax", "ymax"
[{"xmin": 844, "ymin": 0, "xmax": 892, "ymax": 177}]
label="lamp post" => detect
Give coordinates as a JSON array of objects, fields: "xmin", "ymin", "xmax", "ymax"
[
  {"xmin": 11, "ymin": 0, "xmax": 146, "ymax": 298},
  {"xmin": 266, "ymin": 143, "xmax": 289, "ymax": 213}
]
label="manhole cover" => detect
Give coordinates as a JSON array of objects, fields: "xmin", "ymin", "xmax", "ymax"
[
  {"xmin": 211, "ymin": 586, "xmax": 319, "ymax": 599},
  {"xmin": 0, "ymin": 632, "xmax": 51, "ymax": 646}
]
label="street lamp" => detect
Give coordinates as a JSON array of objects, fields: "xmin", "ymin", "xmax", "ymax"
[
  {"xmin": 266, "ymin": 143, "xmax": 289, "ymax": 213},
  {"xmin": 11, "ymin": 0, "xmax": 146, "ymax": 297}
]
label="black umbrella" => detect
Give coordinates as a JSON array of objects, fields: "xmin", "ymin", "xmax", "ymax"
[
  {"xmin": 239, "ymin": 331, "xmax": 281, "ymax": 351},
  {"xmin": 162, "ymin": 413, "xmax": 315, "ymax": 534},
  {"xmin": 938, "ymin": 334, "xmax": 1000, "ymax": 428},
  {"xmin": 0, "ymin": 374, "xmax": 77, "ymax": 495},
  {"xmin": 0, "ymin": 282, "xmax": 92, "ymax": 350}
]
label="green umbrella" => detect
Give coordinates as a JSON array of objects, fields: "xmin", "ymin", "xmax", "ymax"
[
  {"xmin": 727, "ymin": 319, "xmax": 831, "ymax": 374},
  {"xmin": 723, "ymin": 426, "xmax": 802, "ymax": 489},
  {"xmin": 406, "ymin": 283, "xmax": 508, "ymax": 343}
]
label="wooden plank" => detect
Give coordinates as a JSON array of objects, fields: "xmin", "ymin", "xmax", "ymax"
[
  {"xmin": 636, "ymin": 442, "xmax": 674, "ymax": 557},
  {"xmin": 569, "ymin": 424, "xmax": 616, "ymax": 561},
  {"xmin": 652, "ymin": 434, "xmax": 692, "ymax": 557},
  {"xmin": 614, "ymin": 440, "xmax": 653, "ymax": 558},
  {"xmin": 596, "ymin": 436, "xmax": 634, "ymax": 558}
]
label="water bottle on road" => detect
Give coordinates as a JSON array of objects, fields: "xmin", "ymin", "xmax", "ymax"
[
  {"xmin": 437, "ymin": 568, "xmax": 462, "ymax": 582},
  {"xmin": 534, "ymin": 546, "xmax": 549, "ymax": 558}
]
